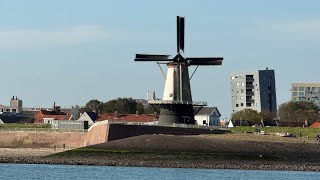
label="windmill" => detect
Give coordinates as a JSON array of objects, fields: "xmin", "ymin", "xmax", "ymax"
[{"xmin": 135, "ymin": 16, "xmax": 223, "ymax": 125}]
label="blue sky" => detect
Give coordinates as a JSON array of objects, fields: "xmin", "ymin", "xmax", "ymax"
[{"xmin": 1, "ymin": 0, "xmax": 320, "ymax": 118}]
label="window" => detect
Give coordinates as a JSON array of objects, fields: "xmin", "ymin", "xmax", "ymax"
[
  {"xmin": 241, "ymin": 89, "xmax": 244, "ymax": 93},
  {"xmin": 241, "ymin": 103, "xmax": 244, "ymax": 106},
  {"xmin": 231, "ymin": 76, "xmax": 235, "ymax": 80},
  {"xmin": 256, "ymin": 103, "xmax": 259, "ymax": 106},
  {"xmin": 299, "ymin": 92, "xmax": 304, "ymax": 96},
  {"xmin": 299, "ymin": 87, "xmax": 304, "ymax": 91},
  {"xmin": 241, "ymin": 82, "xmax": 245, "ymax": 86},
  {"xmin": 236, "ymin": 82, "xmax": 239, "ymax": 86},
  {"xmin": 312, "ymin": 87, "xmax": 317, "ymax": 92},
  {"xmin": 292, "ymin": 92, "xmax": 297, "ymax": 96},
  {"xmin": 235, "ymin": 75, "xmax": 239, "ymax": 78},
  {"xmin": 203, "ymin": 120, "xmax": 207, "ymax": 125},
  {"xmin": 292, "ymin": 97, "xmax": 297, "ymax": 101},
  {"xmin": 240, "ymin": 96, "xmax": 244, "ymax": 100},
  {"xmin": 236, "ymin": 104, "xmax": 239, "ymax": 107},
  {"xmin": 246, "ymin": 103, "xmax": 252, "ymax": 107},
  {"xmin": 292, "ymin": 86, "xmax": 298, "ymax": 91}
]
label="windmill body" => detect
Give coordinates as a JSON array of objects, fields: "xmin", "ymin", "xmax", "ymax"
[{"xmin": 135, "ymin": 16, "xmax": 223, "ymax": 125}]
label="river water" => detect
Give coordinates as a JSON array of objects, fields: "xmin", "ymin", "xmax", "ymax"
[{"xmin": 0, "ymin": 163, "xmax": 319, "ymax": 180}]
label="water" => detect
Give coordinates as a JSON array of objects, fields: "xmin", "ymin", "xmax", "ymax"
[{"xmin": 0, "ymin": 163, "xmax": 319, "ymax": 180}]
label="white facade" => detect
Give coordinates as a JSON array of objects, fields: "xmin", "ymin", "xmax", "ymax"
[
  {"xmin": 194, "ymin": 107, "xmax": 221, "ymax": 126},
  {"xmin": 163, "ymin": 66, "xmax": 176, "ymax": 101},
  {"xmin": 77, "ymin": 112, "xmax": 96, "ymax": 126}
]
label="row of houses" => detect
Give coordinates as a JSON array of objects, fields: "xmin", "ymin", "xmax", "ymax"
[{"xmin": 33, "ymin": 105, "xmax": 222, "ymax": 129}]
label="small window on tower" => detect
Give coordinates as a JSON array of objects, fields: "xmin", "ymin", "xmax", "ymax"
[{"xmin": 169, "ymin": 94, "xmax": 173, "ymax": 97}]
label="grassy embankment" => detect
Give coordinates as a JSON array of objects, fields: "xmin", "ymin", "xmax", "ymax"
[
  {"xmin": 231, "ymin": 126, "xmax": 320, "ymax": 138},
  {"xmin": 0, "ymin": 123, "xmax": 50, "ymax": 129}
]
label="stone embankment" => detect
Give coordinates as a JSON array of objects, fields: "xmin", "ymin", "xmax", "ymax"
[{"xmin": 1, "ymin": 134, "xmax": 320, "ymax": 171}]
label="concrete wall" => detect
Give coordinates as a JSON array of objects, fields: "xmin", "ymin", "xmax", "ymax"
[
  {"xmin": 0, "ymin": 121, "xmax": 229, "ymax": 149},
  {"xmin": 0, "ymin": 131, "xmax": 87, "ymax": 148},
  {"xmin": 85, "ymin": 121, "xmax": 109, "ymax": 146}
]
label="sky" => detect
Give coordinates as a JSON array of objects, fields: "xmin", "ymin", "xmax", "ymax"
[{"xmin": 1, "ymin": 0, "xmax": 320, "ymax": 118}]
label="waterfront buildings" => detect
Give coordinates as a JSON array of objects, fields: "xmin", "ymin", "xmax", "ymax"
[
  {"xmin": 230, "ymin": 68, "xmax": 277, "ymax": 115},
  {"xmin": 290, "ymin": 83, "xmax": 320, "ymax": 107}
]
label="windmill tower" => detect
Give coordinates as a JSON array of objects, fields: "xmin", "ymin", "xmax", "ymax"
[{"xmin": 135, "ymin": 16, "xmax": 223, "ymax": 125}]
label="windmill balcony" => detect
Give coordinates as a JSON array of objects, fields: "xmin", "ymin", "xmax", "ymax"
[{"xmin": 148, "ymin": 100, "xmax": 207, "ymax": 106}]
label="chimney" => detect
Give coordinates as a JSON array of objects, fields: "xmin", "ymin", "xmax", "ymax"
[{"xmin": 114, "ymin": 111, "xmax": 118, "ymax": 119}]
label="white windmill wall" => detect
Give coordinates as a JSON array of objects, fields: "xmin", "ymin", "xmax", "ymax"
[{"xmin": 163, "ymin": 66, "xmax": 175, "ymax": 101}]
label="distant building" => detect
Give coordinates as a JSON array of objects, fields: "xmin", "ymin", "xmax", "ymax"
[
  {"xmin": 34, "ymin": 103, "xmax": 73, "ymax": 123},
  {"xmin": 230, "ymin": 68, "xmax": 277, "ymax": 115},
  {"xmin": 194, "ymin": 107, "xmax": 221, "ymax": 126},
  {"xmin": 0, "ymin": 96, "xmax": 23, "ymax": 113},
  {"xmin": 290, "ymin": 83, "xmax": 320, "ymax": 107},
  {"xmin": 147, "ymin": 91, "xmax": 156, "ymax": 100}
]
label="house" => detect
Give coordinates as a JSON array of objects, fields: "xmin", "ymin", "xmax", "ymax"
[
  {"xmin": 34, "ymin": 104, "xmax": 73, "ymax": 124},
  {"xmin": 194, "ymin": 107, "xmax": 221, "ymax": 126},
  {"xmin": 77, "ymin": 112, "xmax": 98, "ymax": 126},
  {"xmin": 310, "ymin": 122, "xmax": 320, "ymax": 128}
]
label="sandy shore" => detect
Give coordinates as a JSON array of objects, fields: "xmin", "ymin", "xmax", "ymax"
[
  {"xmin": 0, "ymin": 134, "xmax": 320, "ymax": 171},
  {"xmin": 0, "ymin": 148, "xmax": 64, "ymax": 157}
]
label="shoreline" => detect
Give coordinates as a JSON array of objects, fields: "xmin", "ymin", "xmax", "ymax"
[
  {"xmin": 1, "ymin": 134, "xmax": 320, "ymax": 172},
  {"xmin": 0, "ymin": 154, "xmax": 319, "ymax": 172}
]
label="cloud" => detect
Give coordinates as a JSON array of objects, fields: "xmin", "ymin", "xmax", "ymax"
[{"xmin": 0, "ymin": 25, "xmax": 110, "ymax": 48}]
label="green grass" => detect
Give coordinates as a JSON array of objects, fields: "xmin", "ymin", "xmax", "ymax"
[
  {"xmin": 0, "ymin": 123, "xmax": 50, "ymax": 129},
  {"xmin": 231, "ymin": 126, "xmax": 320, "ymax": 138}
]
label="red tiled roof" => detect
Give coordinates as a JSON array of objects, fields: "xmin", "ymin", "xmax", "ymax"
[
  {"xmin": 310, "ymin": 122, "xmax": 320, "ymax": 128},
  {"xmin": 34, "ymin": 110, "xmax": 70, "ymax": 124},
  {"xmin": 96, "ymin": 113, "xmax": 156, "ymax": 122}
]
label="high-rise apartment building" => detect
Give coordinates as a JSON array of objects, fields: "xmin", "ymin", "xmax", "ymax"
[
  {"xmin": 231, "ymin": 68, "xmax": 277, "ymax": 115},
  {"xmin": 290, "ymin": 83, "xmax": 320, "ymax": 107}
]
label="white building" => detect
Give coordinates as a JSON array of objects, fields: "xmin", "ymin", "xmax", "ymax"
[
  {"xmin": 195, "ymin": 107, "xmax": 221, "ymax": 126},
  {"xmin": 77, "ymin": 112, "xmax": 97, "ymax": 126}
]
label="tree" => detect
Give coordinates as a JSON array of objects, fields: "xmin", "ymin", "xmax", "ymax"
[
  {"xmin": 102, "ymin": 97, "xmax": 144, "ymax": 114},
  {"xmin": 278, "ymin": 101, "xmax": 319, "ymax": 122},
  {"xmin": 230, "ymin": 108, "xmax": 263, "ymax": 124},
  {"xmin": 80, "ymin": 99, "xmax": 102, "ymax": 113},
  {"xmin": 144, "ymin": 105, "xmax": 156, "ymax": 114}
]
